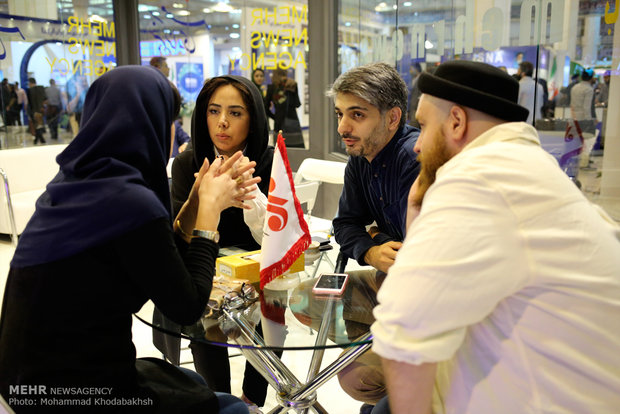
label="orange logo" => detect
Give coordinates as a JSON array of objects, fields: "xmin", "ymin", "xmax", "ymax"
[{"xmin": 267, "ymin": 178, "xmax": 288, "ymax": 231}]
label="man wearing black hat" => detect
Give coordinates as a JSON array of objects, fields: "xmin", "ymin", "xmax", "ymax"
[{"xmin": 370, "ymin": 60, "xmax": 620, "ymax": 414}]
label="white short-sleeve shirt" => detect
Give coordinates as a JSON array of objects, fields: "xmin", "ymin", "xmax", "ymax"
[{"xmin": 371, "ymin": 122, "xmax": 620, "ymax": 414}]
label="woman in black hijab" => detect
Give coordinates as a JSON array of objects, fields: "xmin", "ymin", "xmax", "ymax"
[
  {"xmin": 156, "ymin": 75, "xmax": 274, "ymax": 411},
  {"xmin": 251, "ymin": 68, "xmax": 267, "ymax": 98},
  {"xmin": 172, "ymin": 75, "xmax": 273, "ymax": 249},
  {"xmin": 0, "ymin": 66, "xmax": 255, "ymax": 413},
  {"xmin": 264, "ymin": 68, "xmax": 304, "ymax": 148}
]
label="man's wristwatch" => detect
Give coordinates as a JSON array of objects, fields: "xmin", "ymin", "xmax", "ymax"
[{"xmin": 191, "ymin": 229, "xmax": 220, "ymax": 243}]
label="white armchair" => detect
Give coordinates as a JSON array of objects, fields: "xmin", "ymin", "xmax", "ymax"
[
  {"xmin": 293, "ymin": 158, "xmax": 347, "ymax": 278},
  {"xmin": 293, "ymin": 157, "xmax": 347, "ymax": 231},
  {"xmin": 0, "ymin": 145, "xmax": 67, "ymax": 245},
  {"xmin": 294, "ymin": 158, "xmax": 347, "ymax": 186}
]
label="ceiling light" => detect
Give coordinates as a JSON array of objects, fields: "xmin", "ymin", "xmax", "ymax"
[
  {"xmin": 172, "ymin": 3, "xmax": 184, "ymax": 8},
  {"xmin": 425, "ymin": 40, "xmax": 434, "ymax": 49},
  {"xmin": 345, "ymin": 21, "xmax": 351, "ymax": 27},
  {"xmin": 177, "ymin": 10, "xmax": 190, "ymax": 16},
  {"xmin": 152, "ymin": 11, "xmax": 160, "ymax": 16},
  {"xmin": 403, "ymin": 1, "xmax": 412, "ymax": 6},
  {"xmin": 166, "ymin": 13, "xmax": 174, "ymax": 18},
  {"xmin": 213, "ymin": 2, "xmax": 234, "ymax": 13},
  {"xmin": 374, "ymin": 2, "xmax": 392, "ymax": 12},
  {"xmin": 229, "ymin": 33, "xmax": 240, "ymax": 39},
  {"xmin": 202, "ymin": 8, "xmax": 212, "ymax": 13},
  {"xmin": 90, "ymin": 14, "xmax": 106, "ymax": 23},
  {"xmin": 138, "ymin": 5, "xmax": 159, "ymax": 13},
  {"xmin": 144, "ymin": 14, "xmax": 151, "ymax": 19},
  {"xmin": 232, "ymin": 24, "xmax": 239, "ymax": 28}
]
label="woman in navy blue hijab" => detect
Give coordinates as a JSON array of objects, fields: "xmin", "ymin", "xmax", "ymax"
[{"xmin": 0, "ymin": 66, "xmax": 255, "ymax": 413}]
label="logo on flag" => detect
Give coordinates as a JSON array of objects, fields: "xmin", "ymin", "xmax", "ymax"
[
  {"xmin": 259, "ymin": 133, "xmax": 311, "ymax": 289},
  {"xmin": 266, "ymin": 179, "xmax": 288, "ymax": 231}
]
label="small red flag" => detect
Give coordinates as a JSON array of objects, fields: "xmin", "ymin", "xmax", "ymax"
[{"xmin": 259, "ymin": 133, "xmax": 311, "ymax": 289}]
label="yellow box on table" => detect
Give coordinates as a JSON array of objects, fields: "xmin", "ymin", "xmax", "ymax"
[{"xmin": 216, "ymin": 250, "xmax": 305, "ymax": 284}]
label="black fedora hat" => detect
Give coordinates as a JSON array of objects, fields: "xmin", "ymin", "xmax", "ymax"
[{"xmin": 418, "ymin": 60, "xmax": 529, "ymax": 122}]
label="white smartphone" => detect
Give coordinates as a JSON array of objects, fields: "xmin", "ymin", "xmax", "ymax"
[{"xmin": 312, "ymin": 273, "xmax": 349, "ymax": 296}]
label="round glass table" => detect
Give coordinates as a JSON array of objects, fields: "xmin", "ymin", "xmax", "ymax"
[{"xmin": 136, "ymin": 272, "xmax": 379, "ymax": 413}]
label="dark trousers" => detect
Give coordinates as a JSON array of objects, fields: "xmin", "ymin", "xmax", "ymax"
[
  {"xmin": 29, "ymin": 112, "xmax": 46, "ymax": 143},
  {"xmin": 6, "ymin": 108, "xmax": 20, "ymax": 126},
  {"xmin": 46, "ymin": 105, "xmax": 60, "ymax": 139},
  {"xmin": 34, "ymin": 129, "xmax": 46, "ymax": 144},
  {"xmin": 189, "ymin": 321, "xmax": 282, "ymax": 407},
  {"xmin": 370, "ymin": 396, "xmax": 390, "ymax": 414}
]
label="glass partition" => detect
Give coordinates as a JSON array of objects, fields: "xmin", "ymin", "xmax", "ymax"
[
  {"xmin": 0, "ymin": 1, "xmax": 310, "ymax": 150},
  {"xmin": 0, "ymin": 0, "xmax": 116, "ymax": 148},
  {"xmin": 337, "ymin": 0, "xmax": 619, "ymax": 219},
  {"xmin": 138, "ymin": 1, "xmax": 310, "ymax": 149}
]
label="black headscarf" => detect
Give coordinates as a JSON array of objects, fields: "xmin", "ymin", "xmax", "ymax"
[
  {"xmin": 12, "ymin": 66, "xmax": 176, "ymax": 267},
  {"xmin": 251, "ymin": 68, "xmax": 265, "ymax": 90}
]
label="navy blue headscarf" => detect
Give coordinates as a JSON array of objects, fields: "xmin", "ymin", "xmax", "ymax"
[{"xmin": 12, "ymin": 66, "xmax": 175, "ymax": 268}]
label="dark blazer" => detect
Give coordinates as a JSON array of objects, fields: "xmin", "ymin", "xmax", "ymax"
[{"xmin": 265, "ymin": 83, "xmax": 303, "ymax": 147}]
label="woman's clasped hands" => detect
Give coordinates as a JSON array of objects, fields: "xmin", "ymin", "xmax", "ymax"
[
  {"xmin": 195, "ymin": 151, "xmax": 261, "ymax": 213},
  {"xmin": 175, "ymin": 151, "xmax": 261, "ymax": 241}
]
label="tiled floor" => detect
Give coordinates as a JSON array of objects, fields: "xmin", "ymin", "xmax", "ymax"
[
  {"xmin": 577, "ymin": 152, "xmax": 620, "ymax": 221},
  {"xmin": 0, "ymin": 125, "xmax": 310, "ymax": 153},
  {"xmin": 0, "ymin": 125, "xmax": 75, "ymax": 149}
]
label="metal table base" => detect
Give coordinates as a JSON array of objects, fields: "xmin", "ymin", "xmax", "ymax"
[{"xmin": 223, "ymin": 300, "xmax": 372, "ymax": 413}]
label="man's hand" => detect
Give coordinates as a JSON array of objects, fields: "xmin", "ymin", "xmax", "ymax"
[
  {"xmin": 406, "ymin": 176, "xmax": 422, "ymax": 231},
  {"xmin": 364, "ymin": 241, "xmax": 402, "ymax": 273}
]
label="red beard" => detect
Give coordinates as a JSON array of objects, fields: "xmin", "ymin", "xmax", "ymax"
[{"xmin": 413, "ymin": 131, "xmax": 453, "ymax": 207}]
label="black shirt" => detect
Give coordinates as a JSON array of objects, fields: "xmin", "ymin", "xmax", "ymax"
[{"xmin": 334, "ymin": 125, "xmax": 420, "ymax": 265}]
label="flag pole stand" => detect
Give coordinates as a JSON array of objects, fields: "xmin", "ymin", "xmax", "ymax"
[{"xmin": 263, "ymin": 270, "xmax": 301, "ymax": 291}]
